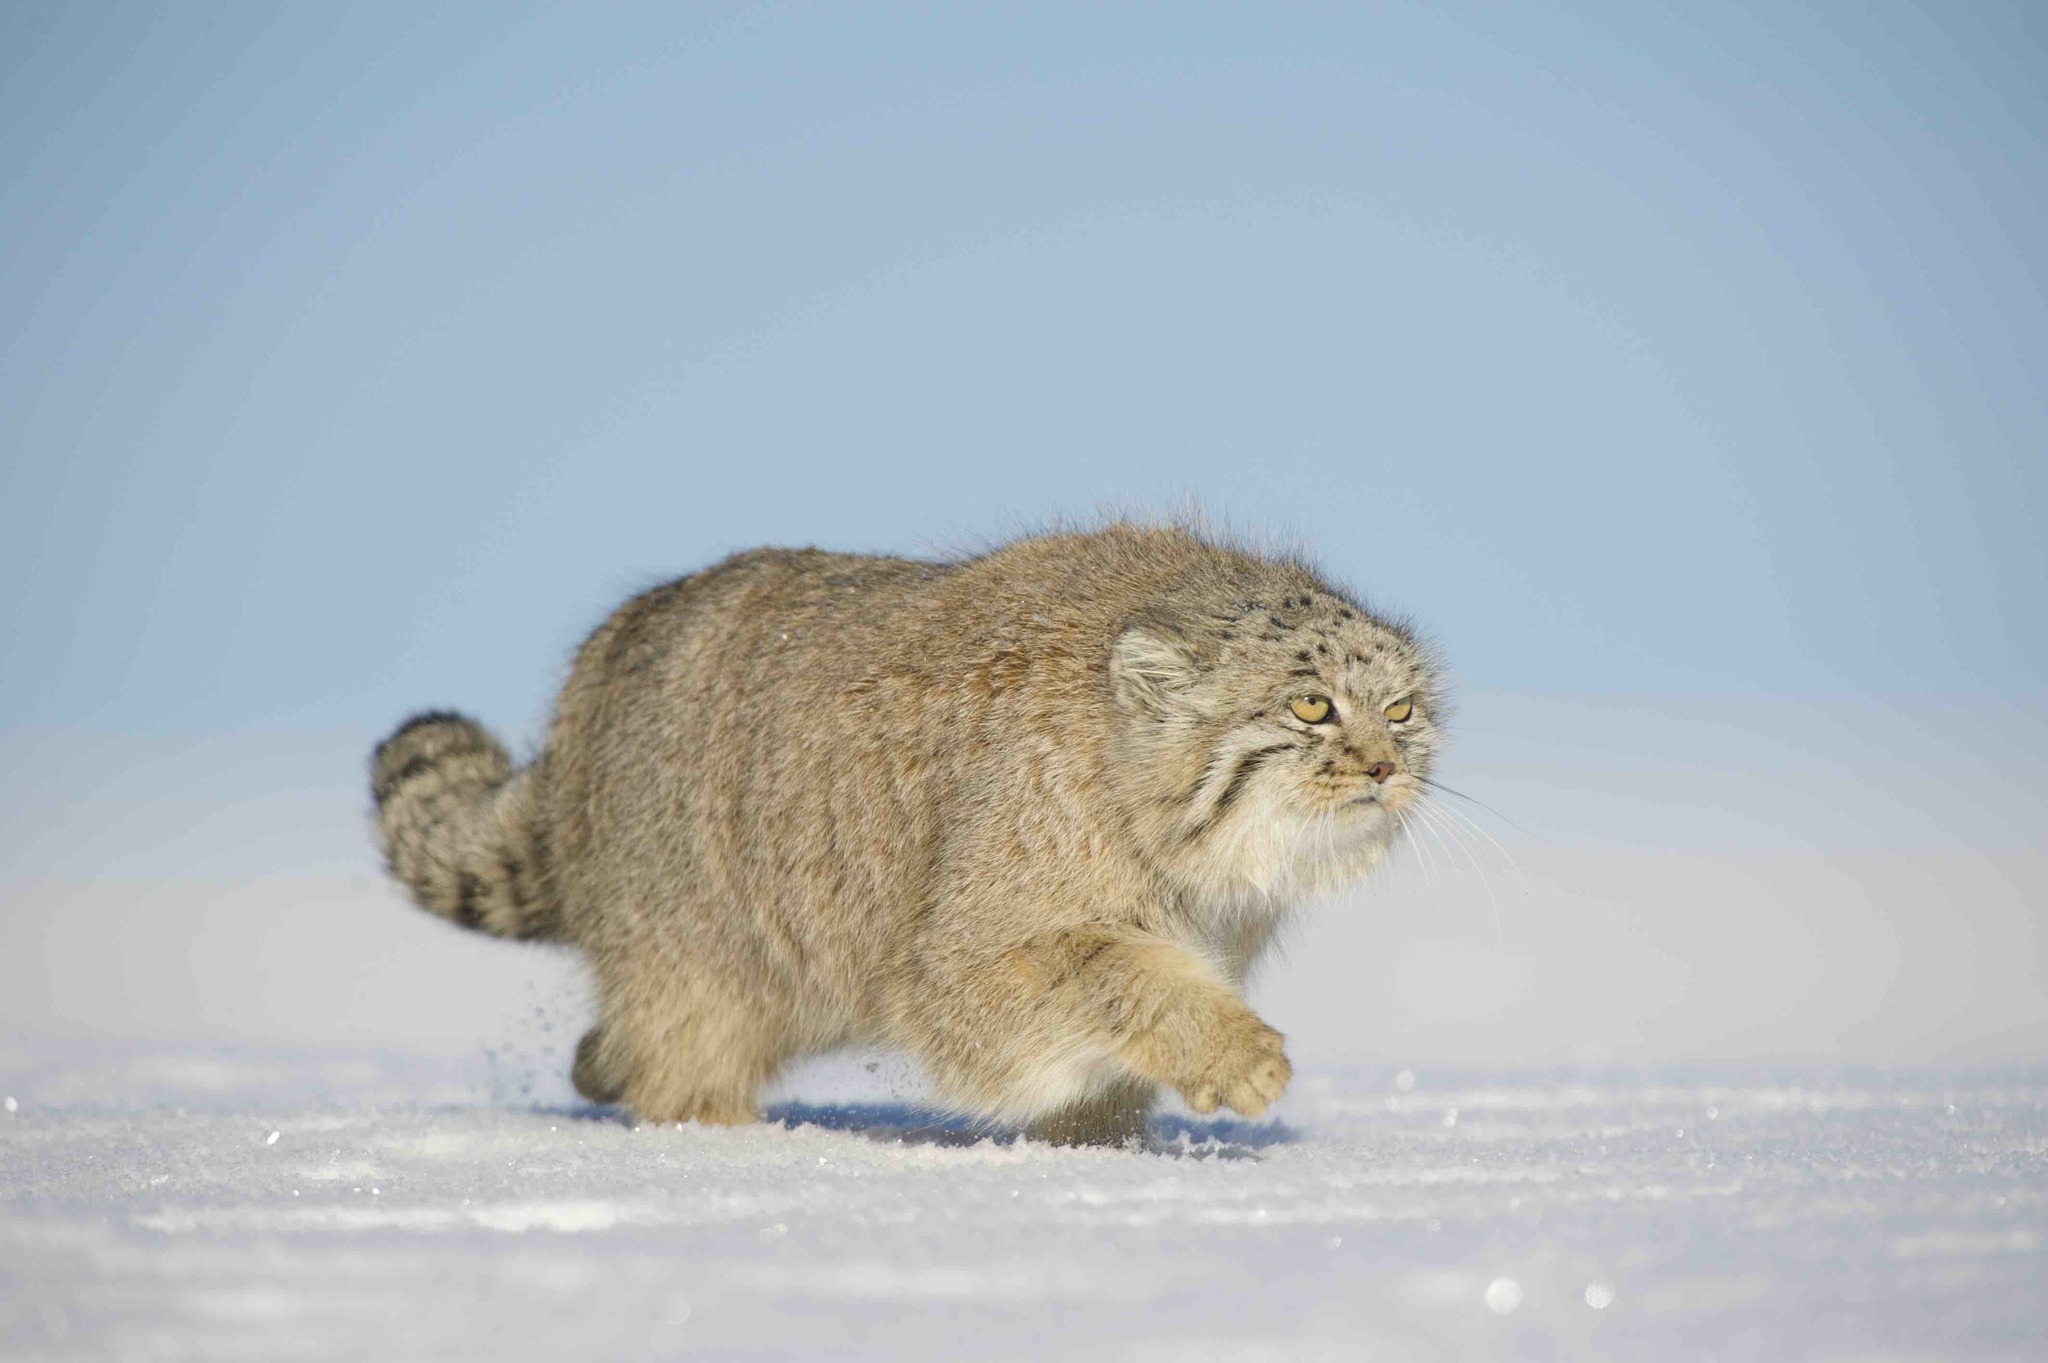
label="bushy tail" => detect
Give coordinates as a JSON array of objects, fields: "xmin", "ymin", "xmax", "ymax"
[{"xmin": 370, "ymin": 711, "xmax": 558, "ymax": 941}]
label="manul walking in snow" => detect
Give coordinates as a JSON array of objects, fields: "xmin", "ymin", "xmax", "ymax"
[{"xmin": 370, "ymin": 521, "xmax": 1444, "ymax": 1143}]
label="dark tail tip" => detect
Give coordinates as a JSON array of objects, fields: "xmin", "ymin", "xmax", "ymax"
[
  {"xmin": 374, "ymin": 709, "xmax": 474, "ymax": 758},
  {"xmin": 370, "ymin": 709, "xmax": 499, "ymax": 807}
]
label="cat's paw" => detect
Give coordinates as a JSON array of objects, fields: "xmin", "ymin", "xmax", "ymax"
[
  {"xmin": 1176, "ymin": 1013, "xmax": 1291, "ymax": 1120},
  {"xmin": 1117, "ymin": 988, "xmax": 1293, "ymax": 1119}
]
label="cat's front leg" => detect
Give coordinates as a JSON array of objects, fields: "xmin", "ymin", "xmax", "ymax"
[
  {"xmin": 1112, "ymin": 967, "xmax": 1292, "ymax": 1118},
  {"xmin": 1019, "ymin": 930, "xmax": 1294, "ymax": 1119}
]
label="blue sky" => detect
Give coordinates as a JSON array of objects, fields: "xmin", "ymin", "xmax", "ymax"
[
  {"xmin": 3, "ymin": 1, "xmax": 2042, "ymax": 742},
  {"xmin": 2, "ymin": 4, "xmax": 2044, "ymax": 1065}
]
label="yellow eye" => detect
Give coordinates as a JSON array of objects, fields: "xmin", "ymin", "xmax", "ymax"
[
  {"xmin": 1289, "ymin": 695, "xmax": 1332, "ymax": 724},
  {"xmin": 1383, "ymin": 696, "xmax": 1414, "ymax": 724}
]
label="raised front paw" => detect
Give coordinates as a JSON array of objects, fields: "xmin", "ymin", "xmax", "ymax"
[
  {"xmin": 1121, "ymin": 996, "xmax": 1292, "ymax": 1120},
  {"xmin": 1177, "ymin": 1013, "xmax": 1292, "ymax": 1119}
]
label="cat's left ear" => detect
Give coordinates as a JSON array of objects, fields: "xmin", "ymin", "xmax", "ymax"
[{"xmin": 1109, "ymin": 623, "xmax": 1202, "ymax": 717}]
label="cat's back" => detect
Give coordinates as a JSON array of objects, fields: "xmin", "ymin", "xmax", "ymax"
[
  {"xmin": 545, "ymin": 527, "xmax": 1273, "ymax": 920},
  {"xmin": 559, "ymin": 526, "xmax": 1247, "ymax": 734}
]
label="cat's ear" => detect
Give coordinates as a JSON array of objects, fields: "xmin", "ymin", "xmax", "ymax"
[{"xmin": 1110, "ymin": 623, "xmax": 1202, "ymax": 717}]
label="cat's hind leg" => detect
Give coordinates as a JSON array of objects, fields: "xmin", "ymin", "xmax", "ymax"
[
  {"xmin": 593, "ymin": 982, "xmax": 791, "ymax": 1126},
  {"xmin": 1025, "ymin": 1076, "xmax": 1156, "ymax": 1147},
  {"xmin": 570, "ymin": 1025, "xmax": 624, "ymax": 1105}
]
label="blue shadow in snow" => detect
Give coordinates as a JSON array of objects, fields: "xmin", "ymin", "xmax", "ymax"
[
  {"xmin": 535, "ymin": 1096, "xmax": 1299, "ymax": 1158},
  {"xmin": 765, "ymin": 1099, "xmax": 1298, "ymax": 1159}
]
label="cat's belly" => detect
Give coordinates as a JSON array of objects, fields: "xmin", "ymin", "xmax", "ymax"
[{"xmin": 1007, "ymin": 1049, "xmax": 1128, "ymax": 1122}]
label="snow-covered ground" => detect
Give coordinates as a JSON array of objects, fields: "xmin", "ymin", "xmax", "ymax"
[
  {"xmin": 4, "ymin": 1041, "xmax": 2042, "ymax": 1361},
  {"xmin": 4, "ymin": 713, "xmax": 2043, "ymax": 1357}
]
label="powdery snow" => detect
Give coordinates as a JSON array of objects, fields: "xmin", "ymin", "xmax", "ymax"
[{"xmin": 2, "ymin": 1042, "xmax": 2042, "ymax": 1360}]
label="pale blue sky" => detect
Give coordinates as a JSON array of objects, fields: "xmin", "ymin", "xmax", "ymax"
[
  {"xmin": 3, "ymin": 0, "xmax": 2043, "ymax": 741},
  {"xmin": 3, "ymin": 3, "xmax": 2045, "ymax": 1064}
]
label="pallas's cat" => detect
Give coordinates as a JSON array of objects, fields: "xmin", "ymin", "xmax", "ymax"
[{"xmin": 371, "ymin": 524, "xmax": 1442, "ymax": 1144}]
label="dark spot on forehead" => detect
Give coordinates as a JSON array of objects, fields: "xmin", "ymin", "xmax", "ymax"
[
  {"xmin": 1295, "ymin": 650, "xmax": 1312, "ymax": 662},
  {"xmin": 1338, "ymin": 609, "xmax": 1355, "ymax": 620},
  {"xmin": 1267, "ymin": 615, "xmax": 1285, "ymax": 627},
  {"xmin": 1315, "ymin": 643, "xmax": 1330, "ymax": 656}
]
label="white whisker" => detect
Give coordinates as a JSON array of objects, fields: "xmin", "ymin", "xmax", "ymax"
[
  {"xmin": 1423, "ymin": 790, "xmax": 1529, "ymax": 885},
  {"xmin": 1411, "ymin": 796, "xmax": 1504, "ymax": 952},
  {"xmin": 1418, "ymin": 777, "xmax": 1534, "ymax": 837},
  {"xmin": 1409, "ymin": 798, "xmax": 1459, "ymax": 893},
  {"xmin": 1398, "ymin": 805, "xmax": 1440, "ymax": 885}
]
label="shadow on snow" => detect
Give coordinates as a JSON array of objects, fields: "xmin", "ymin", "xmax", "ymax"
[
  {"xmin": 534, "ymin": 1097, "xmax": 1296, "ymax": 1158},
  {"xmin": 765, "ymin": 1100, "xmax": 1297, "ymax": 1159}
]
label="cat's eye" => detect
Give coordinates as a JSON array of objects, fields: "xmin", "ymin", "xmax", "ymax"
[
  {"xmin": 1289, "ymin": 695, "xmax": 1333, "ymax": 724},
  {"xmin": 1383, "ymin": 696, "xmax": 1414, "ymax": 724}
]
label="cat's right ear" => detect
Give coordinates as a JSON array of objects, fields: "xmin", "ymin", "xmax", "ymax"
[{"xmin": 1109, "ymin": 625, "xmax": 1201, "ymax": 718}]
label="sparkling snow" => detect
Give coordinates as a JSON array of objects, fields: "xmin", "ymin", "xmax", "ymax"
[{"xmin": 2, "ymin": 1042, "xmax": 2041, "ymax": 1360}]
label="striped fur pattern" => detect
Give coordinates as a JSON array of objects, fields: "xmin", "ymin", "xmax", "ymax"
[
  {"xmin": 368, "ymin": 522, "xmax": 1444, "ymax": 1143},
  {"xmin": 371, "ymin": 712, "xmax": 556, "ymax": 941}
]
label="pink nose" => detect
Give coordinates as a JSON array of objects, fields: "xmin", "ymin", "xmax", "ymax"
[{"xmin": 1365, "ymin": 762, "xmax": 1397, "ymax": 784}]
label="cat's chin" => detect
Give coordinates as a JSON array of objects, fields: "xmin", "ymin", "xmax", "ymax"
[
  {"xmin": 1327, "ymin": 798, "xmax": 1401, "ymax": 835},
  {"xmin": 1208, "ymin": 807, "xmax": 1397, "ymax": 904}
]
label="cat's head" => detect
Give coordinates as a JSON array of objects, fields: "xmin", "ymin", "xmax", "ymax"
[{"xmin": 1108, "ymin": 578, "xmax": 1444, "ymax": 901}]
